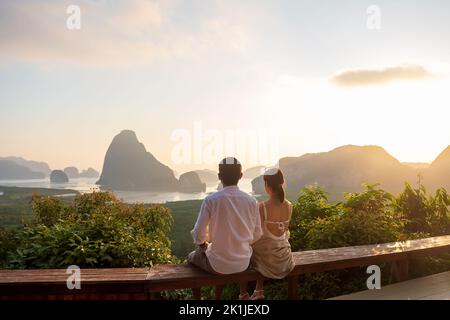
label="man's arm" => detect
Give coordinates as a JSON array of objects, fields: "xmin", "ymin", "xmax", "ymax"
[{"xmin": 190, "ymin": 199, "xmax": 211, "ymax": 245}]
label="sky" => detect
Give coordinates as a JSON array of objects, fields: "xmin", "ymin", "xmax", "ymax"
[{"xmin": 1, "ymin": 0, "xmax": 450, "ymax": 172}]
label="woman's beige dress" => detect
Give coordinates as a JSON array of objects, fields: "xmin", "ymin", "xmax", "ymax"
[{"xmin": 251, "ymin": 202, "xmax": 295, "ymax": 279}]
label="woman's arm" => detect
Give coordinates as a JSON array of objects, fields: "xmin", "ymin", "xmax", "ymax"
[{"xmin": 287, "ymin": 201, "xmax": 293, "ymax": 227}]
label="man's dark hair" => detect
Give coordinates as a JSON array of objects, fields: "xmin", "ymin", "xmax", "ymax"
[{"xmin": 218, "ymin": 157, "xmax": 242, "ymax": 186}]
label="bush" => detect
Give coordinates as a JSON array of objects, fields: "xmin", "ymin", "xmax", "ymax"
[
  {"xmin": 290, "ymin": 185, "xmax": 341, "ymax": 251},
  {"xmin": 306, "ymin": 184, "xmax": 405, "ymax": 249},
  {"xmin": 290, "ymin": 184, "xmax": 404, "ymax": 251},
  {"xmin": 393, "ymin": 183, "xmax": 450, "ymax": 235},
  {"xmin": 6, "ymin": 191, "xmax": 176, "ymax": 269},
  {"xmin": 286, "ymin": 184, "xmax": 408, "ymax": 299}
]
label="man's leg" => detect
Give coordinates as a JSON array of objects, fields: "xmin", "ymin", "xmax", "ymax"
[{"xmin": 187, "ymin": 247, "xmax": 217, "ymax": 274}]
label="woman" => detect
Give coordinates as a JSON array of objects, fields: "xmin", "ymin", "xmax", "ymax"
[{"xmin": 239, "ymin": 168, "xmax": 295, "ymax": 300}]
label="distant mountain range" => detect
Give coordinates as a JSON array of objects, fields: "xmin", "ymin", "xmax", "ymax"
[
  {"xmin": 194, "ymin": 167, "xmax": 265, "ymax": 185},
  {"xmin": 426, "ymin": 146, "xmax": 450, "ymax": 191},
  {"xmin": 64, "ymin": 167, "xmax": 99, "ymax": 179},
  {"xmin": 194, "ymin": 169, "xmax": 218, "ymax": 185},
  {"xmin": 0, "ymin": 157, "xmax": 98, "ymax": 181},
  {"xmin": 0, "ymin": 160, "xmax": 46, "ymax": 180},
  {"xmin": 0, "ymin": 156, "xmax": 51, "ymax": 177},
  {"xmin": 402, "ymin": 162, "xmax": 430, "ymax": 170},
  {"xmin": 2, "ymin": 132, "xmax": 448, "ymax": 198},
  {"xmin": 252, "ymin": 145, "xmax": 450, "ymax": 200},
  {"xmin": 243, "ymin": 166, "xmax": 266, "ymax": 180},
  {"xmin": 79, "ymin": 168, "xmax": 100, "ymax": 178}
]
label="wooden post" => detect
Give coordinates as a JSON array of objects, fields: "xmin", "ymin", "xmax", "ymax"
[
  {"xmin": 149, "ymin": 292, "xmax": 160, "ymax": 300},
  {"xmin": 192, "ymin": 288, "xmax": 202, "ymax": 300},
  {"xmin": 287, "ymin": 275, "xmax": 299, "ymax": 300},
  {"xmin": 215, "ymin": 285, "xmax": 224, "ymax": 300},
  {"xmin": 389, "ymin": 261, "xmax": 398, "ymax": 284},
  {"xmin": 397, "ymin": 258, "xmax": 409, "ymax": 282}
]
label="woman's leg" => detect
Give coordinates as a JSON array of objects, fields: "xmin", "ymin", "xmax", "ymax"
[
  {"xmin": 239, "ymin": 281, "xmax": 248, "ymax": 295},
  {"xmin": 255, "ymin": 277, "xmax": 265, "ymax": 291},
  {"xmin": 250, "ymin": 276, "xmax": 265, "ymax": 300}
]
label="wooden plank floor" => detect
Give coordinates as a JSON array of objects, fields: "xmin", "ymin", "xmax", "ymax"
[{"xmin": 331, "ymin": 271, "xmax": 450, "ymax": 300}]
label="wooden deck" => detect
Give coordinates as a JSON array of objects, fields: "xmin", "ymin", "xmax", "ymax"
[
  {"xmin": 331, "ymin": 271, "xmax": 450, "ymax": 300},
  {"xmin": 1, "ymin": 235, "xmax": 450, "ymax": 300}
]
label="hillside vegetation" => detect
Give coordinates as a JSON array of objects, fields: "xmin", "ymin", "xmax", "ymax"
[{"xmin": 0, "ymin": 186, "xmax": 78, "ymax": 227}]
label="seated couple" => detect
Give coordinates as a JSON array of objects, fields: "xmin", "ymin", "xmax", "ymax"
[{"xmin": 187, "ymin": 157, "xmax": 294, "ymax": 300}]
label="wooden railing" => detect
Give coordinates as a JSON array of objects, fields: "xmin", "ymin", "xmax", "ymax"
[{"xmin": 1, "ymin": 235, "xmax": 450, "ymax": 300}]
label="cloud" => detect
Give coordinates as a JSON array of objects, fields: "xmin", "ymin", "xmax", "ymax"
[
  {"xmin": 0, "ymin": 0, "xmax": 251, "ymax": 68},
  {"xmin": 331, "ymin": 65, "xmax": 432, "ymax": 87}
]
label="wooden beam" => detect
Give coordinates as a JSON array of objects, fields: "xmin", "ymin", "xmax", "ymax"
[
  {"xmin": 1, "ymin": 236, "xmax": 450, "ymax": 300},
  {"xmin": 192, "ymin": 287, "xmax": 201, "ymax": 300},
  {"xmin": 215, "ymin": 285, "xmax": 224, "ymax": 300},
  {"xmin": 149, "ymin": 292, "xmax": 160, "ymax": 300}
]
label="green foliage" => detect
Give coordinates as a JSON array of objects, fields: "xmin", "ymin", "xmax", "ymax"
[
  {"xmin": 0, "ymin": 186, "xmax": 77, "ymax": 227},
  {"xmin": 32, "ymin": 194, "xmax": 65, "ymax": 226},
  {"xmin": 306, "ymin": 184, "xmax": 404, "ymax": 249},
  {"xmin": 0, "ymin": 226, "xmax": 19, "ymax": 267},
  {"xmin": 165, "ymin": 200, "xmax": 202, "ymax": 257},
  {"xmin": 393, "ymin": 183, "xmax": 450, "ymax": 235},
  {"xmin": 6, "ymin": 191, "xmax": 176, "ymax": 269},
  {"xmin": 430, "ymin": 188, "xmax": 450, "ymax": 234},
  {"xmin": 290, "ymin": 185, "xmax": 341, "ymax": 251},
  {"xmin": 290, "ymin": 184, "xmax": 404, "ymax": 251}
]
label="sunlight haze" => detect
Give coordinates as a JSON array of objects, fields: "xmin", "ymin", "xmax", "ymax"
[{"xmin": 1, "ymin": 0, "xmax": 449, "ymax": 171}]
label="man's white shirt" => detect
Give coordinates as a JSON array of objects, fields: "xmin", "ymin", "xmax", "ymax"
[{"xmin": 191, "ymin": 185, "xmax": 262, "ymax": 274}]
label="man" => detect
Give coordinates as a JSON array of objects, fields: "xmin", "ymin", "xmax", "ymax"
[{"xmin": 187, "ymin": 157, "xmax": 262, "ymax": 275}]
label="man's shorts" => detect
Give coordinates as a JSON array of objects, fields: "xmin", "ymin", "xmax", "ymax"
[{"xmin": 187, "ymin": 246, "xmax": 218, "ymax": 274}]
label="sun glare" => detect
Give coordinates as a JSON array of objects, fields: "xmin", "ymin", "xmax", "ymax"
[{"xmin": 250, "ymin": 75, "xmax": 449, "ymax": 163}]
